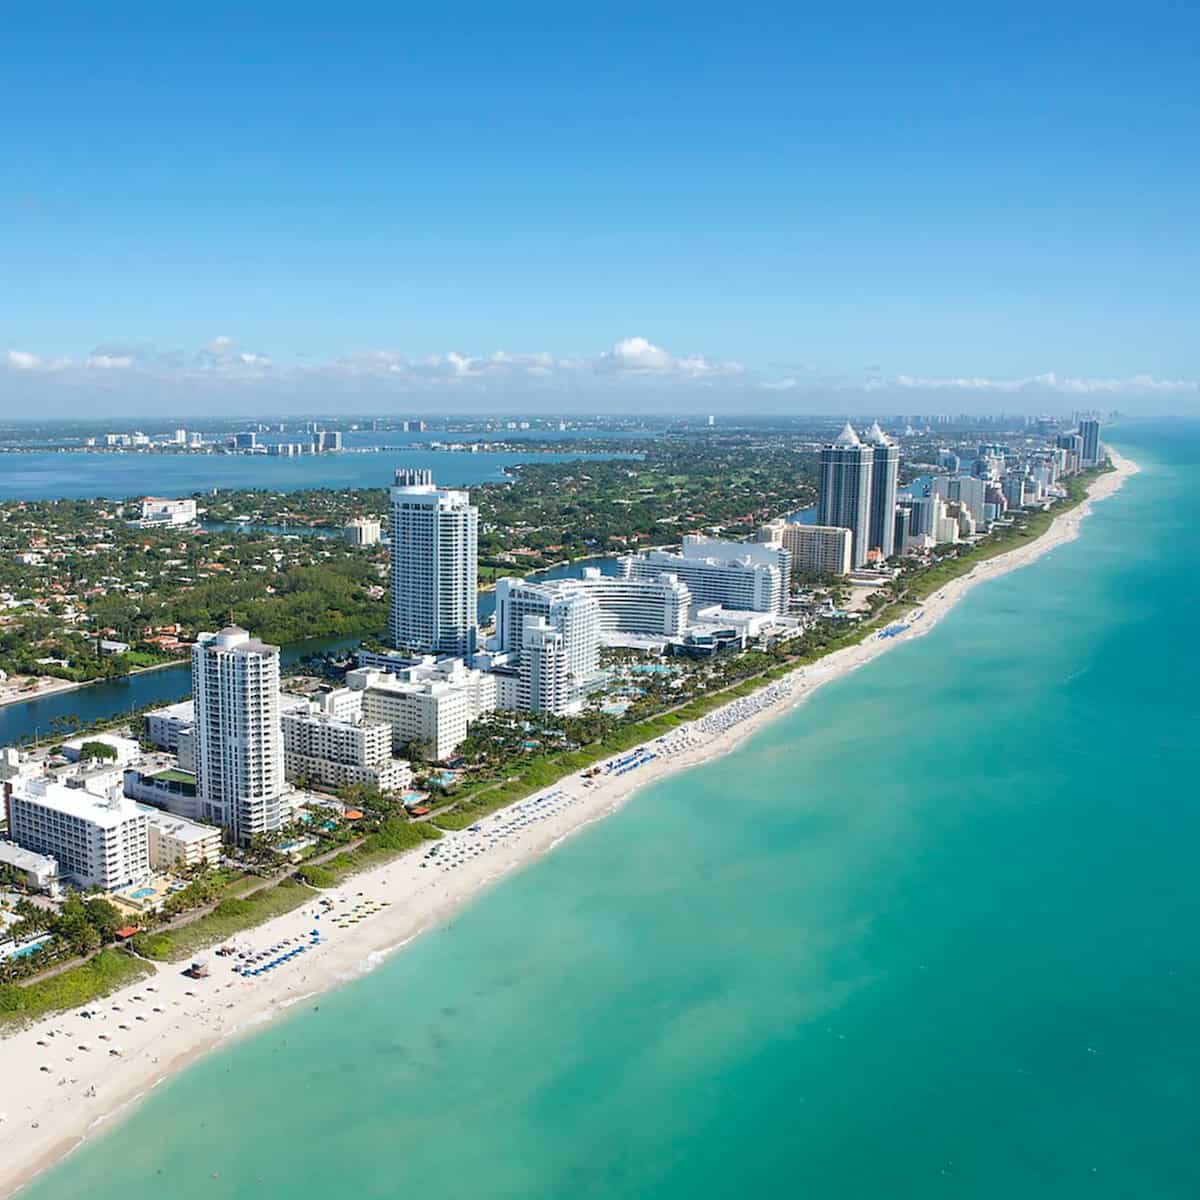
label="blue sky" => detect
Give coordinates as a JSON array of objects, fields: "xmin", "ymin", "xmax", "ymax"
[{"xmin": 1, "ymin": 2, "xmax": 1197, "ymax": 415}]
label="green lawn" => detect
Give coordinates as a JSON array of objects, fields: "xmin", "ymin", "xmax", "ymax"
[
  {"xmin": 129, "ymin": 878, "xmax": 313, "ymax": 962},
  {"xmin": 0, "ymin": 949, "xmax": 155, "ymax": 1029}
]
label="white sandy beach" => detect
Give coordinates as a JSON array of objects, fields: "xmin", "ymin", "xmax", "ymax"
[{"xmin": 0, "ymin": 450, "xmax": 1136, "ymax": 1199}]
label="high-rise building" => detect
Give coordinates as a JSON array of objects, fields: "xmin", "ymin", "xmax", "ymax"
[
  {"xmin": 863, "ymin": 422, "xmax": 900, "ymax": 559},
  {"xmin": 931, "ymin": 475, "xmax": 988, "ymax": 529},
  {"xmin": 192, "ymin": 628, "xmax": 285, "ymax": 846},
  {"xmin": 388, "ymin": 471, "xmax": 478, "ymax": 658},
  {"xmin": 1078, "ymin": 419, "xmax": 1101, "ymax": 467},
  {"xmin": 519, "ymin": 618, "xmax": 575, "ymax": 713},
  {"xmin": 493, "ymin": 577, "xmax": 602, "ymax": 698},
  {"xmin": 818, "ymin": 424, "xmax": 874, "ymax": 567},
  {"xmin": 758, "ymin": 521, "xmax": 852, "ymax": 578}
]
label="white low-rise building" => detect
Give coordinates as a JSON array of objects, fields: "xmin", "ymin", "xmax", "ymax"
[
  {"xmin": 5, "ymin": 778, "xmax": 150, "ymax": 891},
  {"xmin": 130, "ymin": 497, "xmax": 198, "ymax": 528},
  {"xmin": 144, "ymin": 700, "xmax": 196, "ymax": 751},
  {"xmin": 141, "ymin": 809, "xmax": 222, "ymax": 870},
  {"xmin": 62, "ymin": 732, "xmax": 142, "ymax": 767},
  {"xmin": 0, "ymin": 840, "xmax": 60, "ymax": 895}
]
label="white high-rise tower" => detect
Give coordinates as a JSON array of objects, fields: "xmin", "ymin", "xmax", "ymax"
[
  {"xmin": 388, "ymin": 470, "xmax": 479, "ymax": 659},
  {"xmin": 191, "ymin": 627, "xmax": 285, "ymax": 846}
]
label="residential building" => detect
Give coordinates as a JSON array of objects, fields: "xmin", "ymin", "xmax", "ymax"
[
  {"xmin": 818, "ymin": 423, "xmax": 874, "ymax": 567},
  {"xmin": 863, "ymin": 422, "xmax": 900, "ymax": 559},
  {"xmin": 282, "ymin": 694, "xmax": 411, "ymax": 792},
  {"xmin": 124, "ymin": 766, "xmax": 201, "ymax": 821},
  {"xmin": 62, "ymin": 732, "xmax": 142, "ymax": 767},
  {"xmin": 0, "ymin": 841, "xmax": 59, "ymax": 895},
  {"xmin": 758, "ymin": 522, "xmax": 852, "ymax": 578},
  {"xmin": 143, "ymin": 700, "xmax": 196, "ymax": 752},
  {"xmin": 5, "ymin": 777, "xmax": 150, "ymax": 891},
  {"xmin": 343, "ymin": 517, "xmax": 382, "ymax": 546},
  {"xmin": 1079, "ymin": 418, "xmax": 1101, "ymax": 467},
  {"xmin": 191, "ymin": 628, "xmax": 286, "ymax": 846},
  {"xmin": 492, "ymin": 578, "xmax": 602, "ymax": 703},
  {"xmin": 519, "ymin": 618, "xmax": 575, "ymax": 713},
  {"xmin": 1003, "ymin": 476, "xmax": 1027, "ymax": 508},
  {"xmin": 141, "ymin": 809, "xmax": 221, "ymax": 870},
  {"xmin": 931, "ymin": 475, "xmax": 988, "ymax": 529},
  {"xmin": 388, "ymin": 470, "xmax": 478, "ymax": 658},
  {"xmin": 129, "ymin": 496, "xmax": 198, "ymax": 528},
  {"xmin": 346, "ymin": 658, "xmax": 497, "ymax": 762}
]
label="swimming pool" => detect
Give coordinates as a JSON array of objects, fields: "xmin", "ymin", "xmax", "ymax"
[{"xmin": 128, "ymin": 887, "xmax": 155, "ymax": 900}]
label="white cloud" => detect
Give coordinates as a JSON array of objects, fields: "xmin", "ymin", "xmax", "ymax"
[
  {"xmin": 86, "ymin": 354, "xmax": 133, "ymax": 369},
  {"xmin": 597, "ymin": 336, "xmax": 742, "ymax": 377},
  {"xmin": 5, "ymin": 350, "xmax": 41, "ymax": 370},
  {"xmin": 891, "ymin": 372, "xmax": 1199, "ymax": 395}
]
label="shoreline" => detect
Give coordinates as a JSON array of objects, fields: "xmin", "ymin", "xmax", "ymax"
[
  {"xmin": 0, "ymin": 450, "xmax": 1137, "ymax": 1199},
  {"xmin": 0, "ymin": 659, "xmax": 188, "ymax": 715}
]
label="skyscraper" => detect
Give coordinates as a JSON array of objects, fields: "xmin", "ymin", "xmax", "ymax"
[
  {"xmin": 863, "ymin": 421, "xmax": 900, "ymax": 559},
  {"xmin": 191, "ymin": 627, "xmax": 285, "ymax": 846},
  {"xmin": 388, "ymin": 470, "xmax": 479, "ymax": 658},
  {"xmin": 1078, "ymin": 419, "xmax": 1101, "ymax": 467},
  {"xmin": 818, "ymin": 423, "xmax": 874, "ymax": 567}
]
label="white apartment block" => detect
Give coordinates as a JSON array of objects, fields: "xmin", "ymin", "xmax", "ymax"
[
  {"xmin": 144, "ymin": 700, "xmax": 195, "ymax": 751},
  {"xmin": 141, "ymin": 809, "xmax": 222, "ymax": 870},
  {"xmin": 758, "ymin": 521, "xmax": 852, "ymax": 578},
  {"xmin": 388, "ymin": 470, "xmax": 478, "ymax": 658},
  {"xmin": 281, "ymin": 697, "xmax": 412, "ymax": 793},
  {"xmin": 192, "ymin": 628, "xmax": 286, "ymax": 846},
  {"xmin": 131, "ymin": 496, "xmax": 198, "ymax": 528},
  {"xmin": 931, "ymin": 475, "xmax": 988, "ymax": 529},
  {"xmin": 6, "ymin": 778, "xmax": 150, "ymax": 891},
  {"xmin": 519, "ymin": 618, "xmax": 575, "ymax": 714},
  {"xmin": 344, "ymin": 517, "xmax": 382, "ymax": 546},
  {"xmin": 492, "ymin": 578, "xmax": 602, "ymax": 706},
  {"xmin": 346, "ymin": 658, "xmax": 496, "ymax": 762}
]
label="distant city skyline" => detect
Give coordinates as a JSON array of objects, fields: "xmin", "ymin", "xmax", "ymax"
[{"xmin": 2, "ymin": 3, "xmax": 1197, "ymax": 416}]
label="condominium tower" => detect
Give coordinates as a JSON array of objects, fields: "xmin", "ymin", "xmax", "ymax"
[
  {"xmin": 388, "ymin": 469, "xmax": 479, "ymax": 659},
  {"xmin": 1078, "ymin": 419, "xmax": 1101, "ymax": 467},
  {"xmin": 818, "ymin": 424, "xmax": 874, "ymax": 567},
  {"xmin": 192, "ymin": 627, "xmax": 285, "ymax": 846},
  {"xmin": 863, "ymin": 421, "xmax": 900, "ymax": 559}
]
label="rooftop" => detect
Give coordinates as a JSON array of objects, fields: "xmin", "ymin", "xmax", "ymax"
[{"xmin": 11, "ymin": 778, "xmax": 146, "ymax": 828}]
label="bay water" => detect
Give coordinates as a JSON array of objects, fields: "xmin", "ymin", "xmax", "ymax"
[{"xmin": 18, "ymin": 421, "xmax": 1198, "ymax": 1199}]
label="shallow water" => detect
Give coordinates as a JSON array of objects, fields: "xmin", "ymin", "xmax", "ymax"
[{"xmin": 18, "ymin": 420, "xmax": 1199, "ymax": 1200}]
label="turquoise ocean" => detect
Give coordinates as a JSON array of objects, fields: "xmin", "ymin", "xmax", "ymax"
[{"xmin": 19, "ymin": 421, "xmax": 1198, "ymax": 1199}]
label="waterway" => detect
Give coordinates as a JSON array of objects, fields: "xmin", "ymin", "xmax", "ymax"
[
  {"xmin": 0, "ymin": 436, "xmax": 634, "ymax": 503},
  {"xmin": 0, "ymin": 558, "xmax": 623, "ymax": 746}
]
